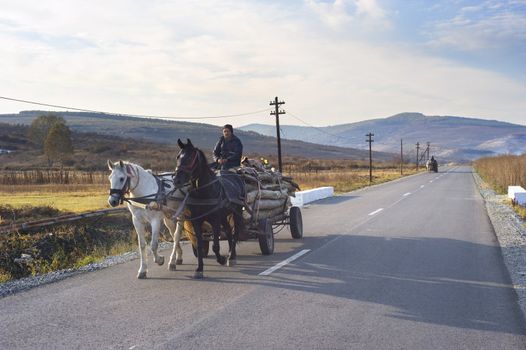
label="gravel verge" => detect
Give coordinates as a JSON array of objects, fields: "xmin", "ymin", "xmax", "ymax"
[
  {"xmin": 0, "ymin": 241, "xmax": 175, "ymax": 298},
  {"xmin": 472, "ymin": 172, "xmax": 526, "ymax": 319}
]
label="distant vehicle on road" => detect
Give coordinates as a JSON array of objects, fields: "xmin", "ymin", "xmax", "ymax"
[{"xmin": 426, "ymin": 156, "xmax": 438, "ymax": 172}]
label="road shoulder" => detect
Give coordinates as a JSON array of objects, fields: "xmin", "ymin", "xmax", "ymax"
[{"xmin": 473, "ymin": 172, "xmax": 526, "ymax": 320}]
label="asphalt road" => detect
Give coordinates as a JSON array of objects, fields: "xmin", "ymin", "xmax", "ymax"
[{"xmin": 1, "ymin": 166, "xmax": 525, "ymax": 349}]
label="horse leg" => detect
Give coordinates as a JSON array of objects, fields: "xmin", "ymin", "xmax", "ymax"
[
  {"xmin": 150, "ymin": 218, "xmax": 164, "ymax": 266},
  {"xmin": 222, "ymin": 216, "xmax": 235, "ymax": 267},
  {"xmin": 212, "ymin": 215, "xmax": 227, "ymax": 266},
  {"xmin": 164, "ymin": 217, "xmax": 183, "ymax": 271},
  {"xmin": 132, "ymin": 216, "xmax": 148, "ymax": 279},
  {"xmin": 192, "ymin": 220, "xmax": 205, "ymax": 279}
]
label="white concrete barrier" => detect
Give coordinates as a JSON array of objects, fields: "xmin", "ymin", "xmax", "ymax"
[
  {"xmin": 516, "ymin": 192, "xmax": 526, "ymax": 206},
  {"xmin": 508, "ymin": 186, "xmax": 526, "ymax": 206},
  {"xmin": 290, "ymin": 186, "xmax": 334, "ymax": 207},
  {"xmin": 508, "ymin": 186, "xmax": 524, "ymax": 199}
]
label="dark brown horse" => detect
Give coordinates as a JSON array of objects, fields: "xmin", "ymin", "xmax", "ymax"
[{"xmin": 173, "ymin": 139, "xmax": 245, "ymax": 279}]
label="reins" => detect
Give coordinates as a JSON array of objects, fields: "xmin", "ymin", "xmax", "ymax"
[
  {"xmin": 110, "ymin": 166, "xmax": 185, "ymax": 208},
  {"xmin": 172, "ymin": 148, "xmax": 233, "ymax": 222}
]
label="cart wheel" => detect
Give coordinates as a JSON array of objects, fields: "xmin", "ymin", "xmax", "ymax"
[
  {"xmin": 258, "ymin": 219, "xmax": 274, "ymax": 255},
  {"xmin": 192, "ymin": 241, "xmax": 210, "ymax": 258},
  {"xmin": 289, "ymin": 206, "xmax": 303, "ymax": 239}
]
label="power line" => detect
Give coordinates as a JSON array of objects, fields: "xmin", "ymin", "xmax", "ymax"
[
  {"xmin": 287, "ymin": 110, "xmax": 356, "ymax": 144},
  {"xmin": 0, "ymin": 95, "xmax": 270, "ymax": 120}
]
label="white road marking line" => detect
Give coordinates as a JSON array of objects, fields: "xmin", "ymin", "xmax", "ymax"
[
  {"xmin": 259, "ymin": 249, "xmax": 311, "ymax": 276},
  {"xmin": 368, "ymin": 208, "xmax": 384, "ymax": 216},
  {"xmin": 420, "ymin": 185, "xmax": 425, "ymax": 188},
  {"xmin": 403, "ymin": 192, "xmax": 411, "ymax": 196},
  {"xmin": 429, "ymin": 180, "xmax": 433, "ymax": 183}
]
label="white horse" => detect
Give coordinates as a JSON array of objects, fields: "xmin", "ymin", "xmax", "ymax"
[
  {"xmin": 426, "ymin": 160, "xmax": 432, "ymax": 171},
  {"xmin": 107, "ymin": 160, "xmax": 186, "ymax": 279}
]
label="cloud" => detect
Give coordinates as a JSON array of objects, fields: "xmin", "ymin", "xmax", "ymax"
[
  {"xmin": 355, "ymin": 0, "xmax": 386, "ymax": 19},
  {"xmin": 305, "ymin": 0, "xmax": 388, "ymax": 29},
  {"xmin": 0, "ymin": 1, "xmax": 525, "ymax": 126},
  {"xmin": 426, "ymin": 0, "xmax": 526, "ymax": 51}
]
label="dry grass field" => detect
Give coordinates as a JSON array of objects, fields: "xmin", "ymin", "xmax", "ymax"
[
  {"xmin": 474, "ymin": 154, "xmax": 526, "ymax": 223},
  {"xmin": 474, "ymin": 154, "xmax": 526, "ymax": 194},
  {"xmin": 0, "ymin": 184, "xmax": 108, "ymax": 214},
  {"xmin": 0, "ymin": 166, "xmax": 421, "ymax": 213},
  {"xmin": 0, "ymin": 170, "xmax": 108, "ymax": 213}
]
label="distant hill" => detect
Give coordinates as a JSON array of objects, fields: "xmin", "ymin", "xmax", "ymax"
[
  {"xmin": 240, "ymin": 112, "xmax": 526, "ymax": 161},
  {"xmin": 0, "ymin": 111, "xmax": 396, "ymax": 165}
]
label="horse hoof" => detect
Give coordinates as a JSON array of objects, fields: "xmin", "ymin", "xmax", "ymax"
[
  {"xmin": 137, "ymin": 271, "xmax": 147, "ymax": 279},
  {"xmin": 176, "ymin": 259, "xmax": 183, "ymax": 265},
  {"xmin": 218, "ymin": 256, "xmax": 227, "ymax": 266},
  {"xmin": 169, "ymin": 264, "xmax": 177, "ymax": 271},
  {"xmin": 227, "ymin": 259, "xmax": 236, "ymax": 267},
  {"xmin": 157, "ymin": 256, "xmax": 165, "ymax": 266},
  {"xmin": 193, "ymin": 271, "xmax": 204, "ymax": 279}
]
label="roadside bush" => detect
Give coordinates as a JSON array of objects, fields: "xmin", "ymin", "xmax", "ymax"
[
  {"xmin": 0, "ymin": 212, "xmax": 135, "ymax": 282},
  {"xmin": 0, "ymin": 204, "xmax": 65, "ymax": 225}
]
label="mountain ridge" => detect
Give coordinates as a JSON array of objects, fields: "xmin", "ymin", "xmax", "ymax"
[
  {"xmin": 240, "ymin": 112, "xmax": 526, "ymax": 161},
  {"xmin": 0, "ymin": 110, "xmax": 395, "ymax": 162}
]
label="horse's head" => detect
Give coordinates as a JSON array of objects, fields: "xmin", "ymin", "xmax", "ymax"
[
  {"xmin": 107, "ymin": 159, "xmax": 135, "ymax": 207},
  {"xmin": 173, "ymin": 139, "xmax": 200, "ymax": 188}
]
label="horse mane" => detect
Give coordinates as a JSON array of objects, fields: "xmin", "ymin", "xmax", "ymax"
[
  {"xmin": 112, "ymin": 160, "xmax": 148, "ymax": 178},
  {"xmin": 194, "ymin": 147, "xmax": 214, "ymax": 179}
]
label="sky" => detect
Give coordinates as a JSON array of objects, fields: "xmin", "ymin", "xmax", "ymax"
[{"xmin": 0, "ymin": 0, "xmax": 525, "ymax": 127}]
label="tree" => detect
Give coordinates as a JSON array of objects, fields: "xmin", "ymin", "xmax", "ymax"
[
  {"xmin": 28, "ymin": 114, "xmax": 66, "ymax": 148},
  {"xmin": 44, "ymin": 122, "xmax": 74, "ymax": 165}
]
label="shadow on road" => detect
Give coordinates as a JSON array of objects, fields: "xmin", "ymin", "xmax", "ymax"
[
  {"xmin": 197, "ymin": 234, "xmax": 526, "ymax": 335},
  {"xmin": 313, "ymin": 195, "xmax": 360, "ymax": 205}
]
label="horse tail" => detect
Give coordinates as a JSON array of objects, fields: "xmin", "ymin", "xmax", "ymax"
[{"xmin": 183, "ymin": 220, "xmax": 197, "ymax": 247}]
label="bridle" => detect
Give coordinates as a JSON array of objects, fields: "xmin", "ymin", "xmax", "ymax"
[
  {"xmin": 176, "ymin": 149, "xmax": 199, "ymax": 176},
  {"xmin": 172, "ymin": 147, "xmax": 231, "ymax": 222},
  {"xmin": 109, "ymin": 167, "xmax": 140, "ymax": 204}
]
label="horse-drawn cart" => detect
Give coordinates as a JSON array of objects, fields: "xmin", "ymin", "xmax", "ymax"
[
  {"xmin": 190, "ymin": 203, "xmax": 303, "ymax": 257},
  {"xmin": 189, "ymin": 160, "xmax": 303, "ymax": 256},
  {"xmin": 239, "ymin": 161, "xmax": 303, "ymax": 255},
  {"xmin": 247, "ymin": 203, "xmax": 303, "ymax": 255},
  {"xmin": 426, "ymin": 158, "xmax": 438, "ymax": 172}
]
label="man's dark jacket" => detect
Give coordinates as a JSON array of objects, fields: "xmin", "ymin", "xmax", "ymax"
[{"xmin": 213, "ymin": 134, "xmax": 243, "ymax": 170}]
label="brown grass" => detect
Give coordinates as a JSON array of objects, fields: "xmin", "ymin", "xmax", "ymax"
[
  {"xmin": 0, "ymin": 170, "xmax": 107, "ymax": 185},
  {"xmin": 290, "ymin": 167, "xmax": 423, "ymax": 193},
  {"xmin": 474, "ymin": 154, "xmax": 526, "ymax": 227},
  {"xmin": 473, "ymin": 154, "xmax": 526, "ymax": 194}
]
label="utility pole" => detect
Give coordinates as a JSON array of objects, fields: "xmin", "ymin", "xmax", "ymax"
[
  {"xmin": 416, "ymin": 142, "xmax": 420, "ymax": 170},
  {"xmin": 426, "ymin": 142, "xmax": 430, "ymax": 160},
  {"xmin": 270, "ymin": 97, "xmax": 285, "ymax": 173},
  {"xmin": 366, "ymin": 133, "xmax": 374, "ymax": 182},
  {"xmin": 400, "ymin": 139, "xmax": 403, "ymax": 175}
]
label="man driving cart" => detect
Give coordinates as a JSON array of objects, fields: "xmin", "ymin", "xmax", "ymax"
[{"xmin": 213, "ymin": 124, "xmax": 243, "ymax": 170}]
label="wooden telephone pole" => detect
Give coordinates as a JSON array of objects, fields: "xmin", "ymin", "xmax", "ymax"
[
  {"xmin": 400, "ymin": 139, "xmax": 403, "ymax": 175},
  {"xmin": 270, "ymin": 97, "xmax": 286, "ymax": 173},
  {"xmin": 366, "ymin": 133, "xmax": 374, "ymax": 182},
  {"xmin": 416, "ymin": 142, "xmax": 420, "ymax": 170},
  {"xmin": 426, "ymin": 142, "xmax": 430, "ymax": 160}
]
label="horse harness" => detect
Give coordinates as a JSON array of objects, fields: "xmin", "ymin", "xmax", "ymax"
[
  {"xmin": 108, "ymin": 169, "xmax": 235, "ymax": 222},
  {"xmin": 109, "ymin": 171, "xmax": 185, "ymax": 208},
  {"xmin": 176, "ymin": 176, "xmax": 242, "ymax": 222}
]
